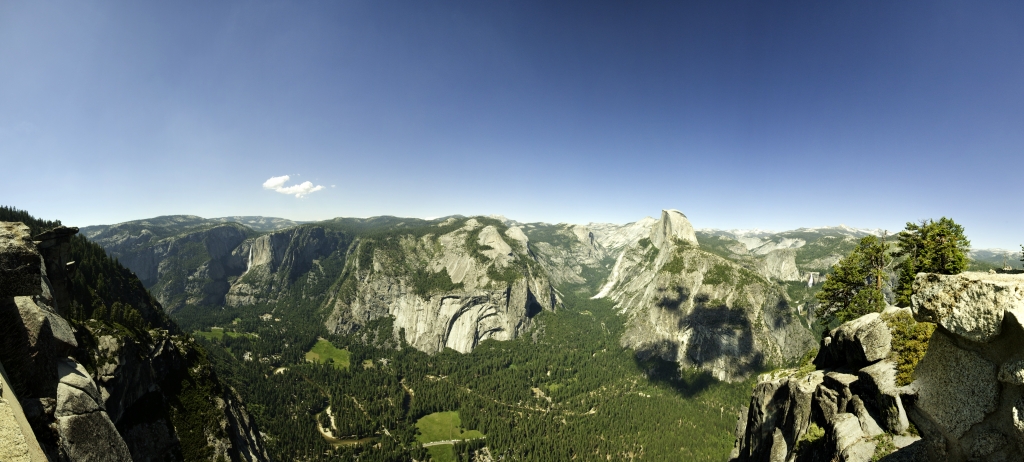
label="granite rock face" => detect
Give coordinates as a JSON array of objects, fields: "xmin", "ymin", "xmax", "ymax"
[
  {"xmin": 0, "ymin": 356, "xmax": 47, "ymax": 462},
  {"xmin": 324, "ymin": 219, "xmax": 556, "ymax": 354},
  {"xmin": 733, "ymin": 272, "xmax": 1024, "ymax": 462},
  {"xmin": 54, "ymin": 359, "xmax": 133, "ymax": 461},
  {"xmin": 649, "ymin": 209, "xmax": 698, "ymax": 249},
  {"xmin": 911, "ymin": 272, "xmax": 1024, "ymax": 343},
  {"xmin": 740, "ymin": 370, "xmax": 824, "ymax": 460},
  {"xmin": 910, "ymin": 330, "xmax": 998, "ymax": 439},
  {"xmin": 0, "ymin": 223, "xmax": 41, "ymax": 299},
  {"xmin": 596, "ymin": 210, "xmax": 814, "ymax": 381},
  {"xmin": 225, "ymin": 225, "xmax": 348, "ymax": 307},
  {"xmin": 903, "ymin": 271, "xmax": 1024, "ymax": 461},
  {"xmin": 856, "ymin": 360, "xmax": 909, "ymax": 434},
  {"xmin": 815, "ymin": 312, "xmax": 892, "ymax": 369},
  {"xmin": 756, "ymin": 249, "xmax": 801, "ymax": 282},
  {"xmin": 0, "ymin": 221, "xmax": 269, "ymax": 461}
]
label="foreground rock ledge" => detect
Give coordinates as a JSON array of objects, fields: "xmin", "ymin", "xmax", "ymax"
[
  {"xmin": 732, "ymin": 272, "xmax": 1024, "ymax": 462},
  {"xmin": 911, "ymin": 271, "xmax": 1024, "ymax": 343}
]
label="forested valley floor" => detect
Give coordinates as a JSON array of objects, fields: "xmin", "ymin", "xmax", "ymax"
[{"xmin": 180, "ymin": 282, "xmax": 756, "ymax": 462}]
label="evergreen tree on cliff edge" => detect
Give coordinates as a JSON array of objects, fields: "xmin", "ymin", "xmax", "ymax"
[
  {"xmin": 815, "ymin": 235, "xmax": 891, "ymax": 326},
  {"xmin": 893, "ymin": 217, "xmax": 971, "ymax": 306}
]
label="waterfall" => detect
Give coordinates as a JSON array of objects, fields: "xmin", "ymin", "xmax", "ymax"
[{"xmin": 243, "ymin": 243, "xmax": 253, "ymax": 275}]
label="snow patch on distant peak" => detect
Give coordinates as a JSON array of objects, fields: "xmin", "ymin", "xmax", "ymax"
[
  {"xmin": 799, "ymin": 224, "xmax": 885, "ymax": 236},
  {"xmin": 969, "ymin": 248, "xmax": 1020, "ymax": 254},
  {"xmin": 701, "ymin": 225, "xmax": 885, "ymax": 238}
]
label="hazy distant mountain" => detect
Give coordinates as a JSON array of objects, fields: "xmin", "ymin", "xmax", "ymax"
[
  {"xmin": 968, "ymin": 248, "xmax": 1023, "ymax": 269},
  {"xmin": 80, "ymin": 214, "xmax": 303, "ymax": 240},
  {"xmin": 207, "ymin": 215, "xmax": 307, "ymax": 232}
]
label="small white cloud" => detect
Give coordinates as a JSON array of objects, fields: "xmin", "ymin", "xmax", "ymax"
[
  {"xmin": 263, "ymin": 175, "xmax": 290, "ymax": 189},
  {"xmin": 262, "ymin": 175, "xmax": 325, "ymax": 198}
]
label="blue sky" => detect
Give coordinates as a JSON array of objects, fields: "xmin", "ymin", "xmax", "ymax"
[{"xmin": 1, "ymin": 1, "xmax": 1022, "ymax": 249}]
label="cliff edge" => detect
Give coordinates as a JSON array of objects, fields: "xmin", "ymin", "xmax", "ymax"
[
  {"xmin": 0, "ymin": 219, "xmax": 270, "ymax": 461},
  {"xmin": 731, "ymin": 271, "xmax": 1024, "ymax": 462}
]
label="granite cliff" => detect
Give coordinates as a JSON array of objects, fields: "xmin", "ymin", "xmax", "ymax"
[
  {"xmin": 322, "ymin": 218, "xmax": 556, "ymax": 354},
  {"xmin": 0, "ymin": 215, "xmax": 269, "ymax": 462},
  {"xmin": 85, "ymin": 215, "xmax": 556, "ymax": 356},
  {"xmin": 594, "ymin": 210, "xmax": 815, "ymax": 381}
]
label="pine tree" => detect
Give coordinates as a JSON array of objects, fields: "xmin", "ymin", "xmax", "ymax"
[
  {"xmin": 893, "ymin": 257, "xmax": 916, "ymax": 306},
  {"xmin": 893, "ymin": 217, "xmax": 971, "ymax": 305},
  {"xmin": 815, "ymin": 235, "xmax": 890, "ymax": 326}
]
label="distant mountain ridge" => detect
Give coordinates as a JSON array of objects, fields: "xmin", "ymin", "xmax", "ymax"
[
  {"xmin": 80, "ymin": 214, "xmax": 305, "ymax": 239},
  {"xmin": 86, "ymin": 215, "xmax": 1012, "ymax": 256}
]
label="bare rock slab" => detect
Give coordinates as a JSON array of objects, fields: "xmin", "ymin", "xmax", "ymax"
[
  {"xmin": 0, "ymin": 399, "xmax": 31, "ymax": 462},
  {"xmin": 857, "ymin": 360, "xmax": 910, "ymax": 434},
  {"xmin": 912, "ymin": 329, "xmax": 998, "ymax": 439},
  {"xmin": 57, "ymin": 412, "xmax": 132, "ymax": 461},
  {"xmin": 0, "ymin": 222, "xmax": 42, "ymax": 298},
  {"xmin": 816, "ymin": 312, "xmax": 892, "ymax": 368},
  {"xmin": 912, "ymin": 272, "xmax": 1024, "ymax": 343}
]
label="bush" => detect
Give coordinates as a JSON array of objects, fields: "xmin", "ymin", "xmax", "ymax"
[
  {"xmin": 882, "ymin": 311, "xmax": 935, "ymax": 386},
  {"xmin": 411, "ymin": 268, "xmax": 463, "ymax": 297},
  {"xmin": 794, "ymin": 422, "xmax": 826, "ymax": 457}
]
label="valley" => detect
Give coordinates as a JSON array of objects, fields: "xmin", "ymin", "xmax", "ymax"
[
  {"xmin": 191, "ymin": 290, "xmax": 758, "ymax": 460},
  {"xmin": 75, "ymin": 209, "xmax": 895, "ymax": 460},
  {"xmin": 4, "ymin": 205, "xmax": 1015, "ymax": 460}
]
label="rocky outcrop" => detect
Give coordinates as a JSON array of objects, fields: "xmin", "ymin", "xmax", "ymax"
[
  {"xmin": 0, "ymin": 348, "xmax": 47, "ymax": 461},
  {"xmin": 324, "ymin": 219, "xmax": 556, "ymax": 354},
  {"xmin": 733, "ymin": 271, "xmax": 1024, "ymax": 462},
  {"xmin": 731, "ymin": 306, "xmax": 919, "ymax": 462},
  {"xmin": 814, "ymin": 312, "xmax": 893, "ymax": 369},
  {"xmin": 595, "ymin": 210, "xmax": 814, "ymax": 381},
  {"xmin": 54, "ymin": 358, "xmax": 133, "ymax": 461},
  {"xmin": 0, "ymin": 221, "xmax": 269, "ymax": 461},
  {"xmin": 0, "ymin": 223, "xmax": 130, "ymax": 461},
  {"xmin": 81, "ymin": 326, "xmax": 269, "ymax": 462},
  {"xmin": 901, "ymin": 272, "xmax": 1024, "ymax": 461},
  {"xmin": 0, "ymin": 223, "xmax": 42, "ymax": 299},
  {"xmin": 911, "ymin": 272, "xmax": 1024, "ymax": 343}
]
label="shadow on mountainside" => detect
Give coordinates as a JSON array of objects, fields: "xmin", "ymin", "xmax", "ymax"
[
  {"xmin": 635, "ymin": 293, "xmax": 763, "ymax": 391},
  {"xmin": 655, "ymin": 285, "xmax": 691, "ymax": 311},
  {"xmin": 679, "ymin": 301, "xmax": 755, "ymax": 369},
  {"xmin": 634, "ymin": 351, "xmax": 719, "ymax": 398}
]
